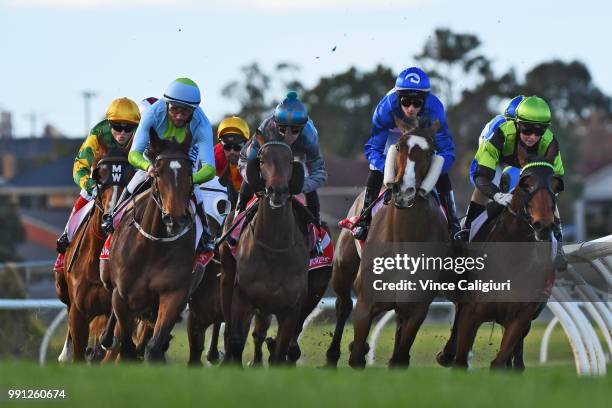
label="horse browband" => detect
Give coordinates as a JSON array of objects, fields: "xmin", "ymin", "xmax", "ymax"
[{"xmin": 258, "ymin": 140, "xmax": 292, "ymax": 157}]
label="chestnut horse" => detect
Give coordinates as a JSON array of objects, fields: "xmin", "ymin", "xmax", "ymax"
[
  {"xmin": 220, "ymin": 131, "xmax": 310, "ymax": 365},
  {"xmin": 55, "ymin": 141, "xmax": 134, "ymax": 362},
  {"xmin": 109, "ymin": 128, "xmax": 199, "ymax": 362},
  {"xmin": 436, "ymin": 145, "xmax": 562, "ymax": 370}
]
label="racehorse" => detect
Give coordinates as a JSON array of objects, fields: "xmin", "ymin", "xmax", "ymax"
[
  {"xmin": 108, "ymin": 128, "xmax": 199, "ymax": 362},
  {"xmin": 346, "ymin": 117, "xmax": 450, "ymax": 368},
  {"xmin": 436, "ymin": 144, "xmax": 562, "ymax": 370},
  {"xmin": 55, "ymin": 140, "xmax": 134, "ymax": 362},
  {"xmin": 220, "ymin": 130, "xmax": 311, "ymax": 365}
]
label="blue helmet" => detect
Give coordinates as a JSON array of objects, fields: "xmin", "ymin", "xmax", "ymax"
[
  {"xmin": 395, "ymin": 67, "xmax": 431, "ymax": 93},
  {"xmin": 163, "ymin": 77, "xmax": 201, "ymax": 109},
  {"xmin": 274, "ymin": 91, "xmax": 308, "ymax": 126},
  {"xmin": 504, "ymin": 95, "xmax": 524, "ymax": 119}
]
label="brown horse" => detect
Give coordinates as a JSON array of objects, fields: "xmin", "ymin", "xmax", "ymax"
[
  {"xmin": 187, "ymin": 213, "xmax": 225, "ymax": 366},
  {"xmin": 436, "ymin": 145, "xmax": 562, "ymax": 370},
  {"xmin": 220, "ymin": 132, "xmax": 310, "ymax": 366},
  {"xmin": 55, "ymin": 140, "xmax": 134, "ymax": 362},
  {"xmin": 109, "ymin": 128, "xmax": 198, "ymax": 362},
  {"xmin": 324, "ymin": 117, "xmax": 449, "ymax": 368}
]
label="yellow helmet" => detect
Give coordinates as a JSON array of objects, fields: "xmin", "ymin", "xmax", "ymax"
[
  {"xmin": 106, "ymin": 97, "xmax": 141, "ymax": 125},
  {"xmin": 217, "ymin": 116, "xmax": 250, "ymax": 141}
]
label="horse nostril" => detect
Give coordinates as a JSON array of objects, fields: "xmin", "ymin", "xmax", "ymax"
[
  {"xmin": 162, "ymin": 214, "xmax": 173, "ymax": 226},
  {"xmin": 533, "ymin": 221, "xmax": 543, "ymax": 230}
]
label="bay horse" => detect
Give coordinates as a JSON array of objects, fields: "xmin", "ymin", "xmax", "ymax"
[
  {"xmin": 436, "ymin": 145, "xmax": 562, "ymax": 370},
  {"xmin": 326, "ymin": 117, "xmax": 450, "ymax": 368},
  {"xmin": 220, "ymin": 130, "xmax": 311, "ymax": 366},
  {"xmin": 109, "ymin": 128, "xmax": 199, "ymax": 362},
  {"xmin": 55, "ymin": 140, "xmax": 134, "ymax": 362}
]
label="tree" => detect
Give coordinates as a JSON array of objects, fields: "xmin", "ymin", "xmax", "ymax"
[{"xmin": 303, "ymin": 65, "xmax": 395, "ymax": 157}]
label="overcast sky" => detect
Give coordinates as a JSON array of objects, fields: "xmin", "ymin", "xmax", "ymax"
[{"xmin": 1, "ymin": 0, "xmax": 610, "ymax": 137}]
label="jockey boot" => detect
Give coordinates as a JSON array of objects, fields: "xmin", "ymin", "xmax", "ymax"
[
  {"xmin": 439, "ymin": 190, "xmax": 462, "ymax": 238},
  {"xmin": 195, "ymin": 204, "xmax": 215, "ymax": 253},
  {"xmin": 353, "ymin": 187, "xmax": 378, "ymax": 241},
  {"xmin": 453, "ymin": 201, "xmax": 485, "ymax": 241},
  {"xmin": 552, "ymin": 220, "xmax": 568, "ymax": 272},
  {"xmin": 56, "ymin": 229, "xmax": 70, "ymax": 254}
]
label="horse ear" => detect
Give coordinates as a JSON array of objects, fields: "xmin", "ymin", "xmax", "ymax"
[
  {"xmin": 289, "ymin": 161, "xmax": 305, "ymax": 195},
  {"xmin": 393, "ymin": 115, "xmax": 418, "ymax": 134},
  {"xmin": 517, "ymin": 143, "xmax": 529, "ymax": 168},
  {"xmin": 255, "ymin": 130, "xmax": 266, "ymax": 147},
  {"xmin": 149, "ymin": 128, "xmax": 160, "ymax": 157},
  {"xmin": 246, "ymin": 157, "xmax": 264, "ymax": 192},
  {"xmin": 551, "ymin": 176, "xmax": 564, "ymax": 194},
  {"xmin": 544, "ymin": 141, "xmax": 558, "ymax": 165}
]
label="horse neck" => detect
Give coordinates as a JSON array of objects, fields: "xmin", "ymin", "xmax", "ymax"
[
  {"xmin": 383, "ymin": 198, "xmax": 440, "ymax": 242},
  {"xmin": 485, "ymin": 210, "xmax": 534, "ymax": 242},
  {"xmin": 253, "ymin": 198, "xmax": 296, "ymax": 246},
  {"xmin": 138, "ymin": 192, "xmax": 165, "ymax": 237}
]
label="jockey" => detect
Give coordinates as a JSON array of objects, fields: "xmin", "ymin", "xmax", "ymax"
[
  {"xmin": 456, "ymin": 96, "xmax": 565, "ymax": 250},
  {"xmin": 454, "ymin": 95, "xmax": 524, "ymax": 241},
  {"xmin": 55, "ymin": 97, "xmax": 140, "ymax": 254},
  {"xmin": 127, "ymin": 78, "xmax": 216, "ymax": 252},
  {"xmin": 214, "ymin": 116, "xmax": 250, "ymax": 208},
  {"xmin": 352, "ymin": 67, "xmax": 459, "ymax": 240},
  {"xmin": 236, "ymin": 91, "xmax": 328, "ymax": 225}
]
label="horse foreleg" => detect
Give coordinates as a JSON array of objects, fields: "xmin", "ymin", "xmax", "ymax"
[
  {"xmin": 491, "ymin": 315, "xmax": 531, "ymax": 370},
  {"xmin": 112, "ymin": 289, "xmax": 136, "ymax": 362},
  {"xmin": 68, "ymin": 306, "xmax": 89, "ymax": 362},
  {"xmin": 187, "ymin": 310, "xmax": 205, "ymax": 366},
  {"xmin": 452, "ymin": 307, "xmax": 480, "ymax": 369},
  {"xmin": 250, "ymin": 312, "xmax": 271, "ymax": 367},
  {"xmin": 348, "ymin": 297, "xmax": 375, "ymax": 369},
  {"xmin": 288, "ymin": 267, "xmax": 331, "ymax": 365},
  {"xmin": 389, "ymin": 305, "xmax": 429, "ymax": 368},
  {"xmin": 206, "ymin": 320, "xmax": 222, "ymax": 365},
  {"xmin": 145, "ymin": 289, "xmax": 188, "ymax": 363},
  {"xmin": 325, "ymin": 279, "xmax": 354, "ymax": 367},
  {"xmin": 223, "ymin": 287, "xmax": 253, "ymax": 366},
  {"xmin": 58, "ymin": 328, "xmax": 73, "ymax": 363},
  {"xmin": 437, "ymin": 303, "xmax": 460, "ymax": 367},
  {"xmin": 134, "ymin": 321, "xmax": 153, "ymax": 359},
  {"xmin": 270, "ymin": 310, "xmax": 299, "ymax": 366}
]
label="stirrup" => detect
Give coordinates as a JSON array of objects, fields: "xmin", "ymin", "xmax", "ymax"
[
  {"xmin": 353, "ymin": 224, "xmax": 369, "ymax": 241},
  {"xmin": 56, "ymin": 233, "xmax": 69, "ymax": 254},
  {"xmin": 453, "ymin": 228, "xmax": 470, "ymax": 242}
]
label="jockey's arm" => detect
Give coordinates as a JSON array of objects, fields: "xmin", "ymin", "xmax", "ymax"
[
  {"xmin": 473, "ymin": 127, "xmax": 505, "ymax": 199},
  {"xmin": 73, "ymin": 134, "xmax": 100, "ymax": 192},
  {"xmin": 431, "ymin": 107, "xmax": 455, "ymax": 174},
  {"xmin": 364, "ymin": 101, "xmax": 394, "ymax": 172},
  {"xmin": 301, "ymin": 123, "xmax": 328, "ymax": 194},
  {"xmin": 128, "ymin": 108, "xmax": 155, "ymax": 172},
  {"xmin": 191, "ymin": 120, "xmax": 216, "ymax": 185}
]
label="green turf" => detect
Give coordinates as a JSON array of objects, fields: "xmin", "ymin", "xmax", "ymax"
[{"xmin": 0, "ymin": 362, "xmax": 609, "ymax": 407}]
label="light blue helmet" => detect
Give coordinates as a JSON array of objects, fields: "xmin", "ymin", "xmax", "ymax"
[
  {"xmin": 163, "ymin": 77, "xmax": 201, "ymax": 108},
  {"xmin": 273, "ymin": 91, "xmax": 308, "ymax": 126},
  {"xmin": 395, "ymin": 67, "xmax": 431, "ymax": 93},
  {"xmin": 504, "ymin": 95, "xmax": 524, "ymax": 119}
]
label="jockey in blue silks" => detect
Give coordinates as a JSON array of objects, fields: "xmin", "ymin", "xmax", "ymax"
[{"xmin": 353, "ymin": 67, "xmax": 459, "ymax": 240}]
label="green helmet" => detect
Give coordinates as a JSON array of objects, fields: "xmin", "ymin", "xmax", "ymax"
[{"xmin": 515, "ymin": 96, "xmax": 551, "ymax": 125}]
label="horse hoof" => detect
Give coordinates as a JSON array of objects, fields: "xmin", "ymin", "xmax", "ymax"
[
  {"xmin": 188, "ymin": 360, "xmax": 203, "ymax": 368},
  {"xmin": 247, "ymin": 360, "xmax": 263, "ymax": 368},
  {"xmin": 207, "ymin": 351, "xmax": 222, "ymax": 365},
  {"xmin": 436, "ymin": 351, "xmax": 454, "ymax": 368},
  {"xmin": 287, "ymin": 345, "xmax": 301, "ymax": 362},
  {"xmin": 265, "ymin": 337, "xmax": 276, "ymax": 354},
  {"xmin": 101, "ymin": 336, "xmax": 119, "ymax": 352}
]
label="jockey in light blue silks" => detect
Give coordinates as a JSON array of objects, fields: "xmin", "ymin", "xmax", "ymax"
[
  {"xmin": 352, "ymin": 67, "xmax": 460, "ymax": 240},
  {"xmin": 236, "ymin": 91, "xmax": 328, "ymax": 225},
  {"xmin": 114, "ymin": 78, "xmax": 217, "ymax": 252}
]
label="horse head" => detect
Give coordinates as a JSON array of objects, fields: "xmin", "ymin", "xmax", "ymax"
[
  {"xmin": 246, "ymin": 127, "xmax": 304, "ymax": 209},
  {"xmin": 383, "ymin": 116, "xmax": 440, "ymax": 208},
  {"xmin": 91, "ymin": 136, "xmax": 134, "ymax": 225},
  {"xmin": 148, "ymin": 128, "xmax": 194, "ymax": 235},
  {"xmin": 512, "ymin": 144, "xmax": 563, "ymax": 241}
]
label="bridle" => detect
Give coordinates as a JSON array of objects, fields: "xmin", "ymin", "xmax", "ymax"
[
  {"xmin": 257, "ymin": 140, "xmax": 293, "ymax": 199},
  {"xmin": 132, "ymin": 152, "xmax": 195, "ymax": 242}
]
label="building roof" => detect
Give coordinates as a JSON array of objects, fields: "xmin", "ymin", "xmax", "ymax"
[
  {"xmin": 583, "ymin": 163, "xmax": 612, "ymax": 201},
  {"xmin": 0, "ymin": 137, "xmax": 81, "ymax": 158},
  {"xmin": 4, "ymin": 154, "xmax": 76, "ymax": 188}
]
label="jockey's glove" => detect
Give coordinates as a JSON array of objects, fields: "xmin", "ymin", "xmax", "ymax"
[
  {"xmin": 493, "ymin": 192, "xmax": 513, "ymax": 207},
  {"xmin": 84, "ymin": 178, "xmax": 96, "ymax": 195}
]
